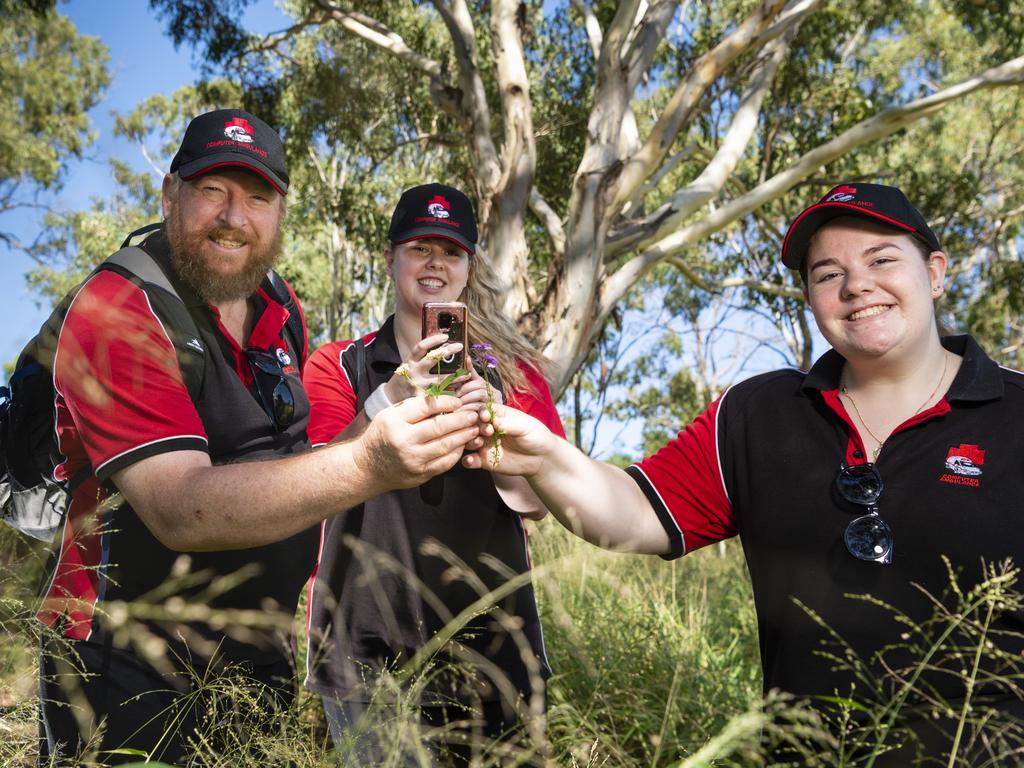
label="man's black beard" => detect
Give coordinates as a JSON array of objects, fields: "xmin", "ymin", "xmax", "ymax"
[{"xmin": 165, "ymin": 204, "xmax": 283, "ymax": 304}]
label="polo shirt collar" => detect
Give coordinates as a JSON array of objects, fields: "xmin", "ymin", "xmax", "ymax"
[
  {"xmin": 801, "ymin": 334, "xmax": 1003, "ymax": 403},
  {"xmin": 366, "ymin": 315, "xmax": 404, "ymax": 372}
]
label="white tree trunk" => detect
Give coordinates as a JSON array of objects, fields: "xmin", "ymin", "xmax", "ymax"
[{"xmin": 325, "ymin": 1, "xmax": 1024, "ymax": 396}]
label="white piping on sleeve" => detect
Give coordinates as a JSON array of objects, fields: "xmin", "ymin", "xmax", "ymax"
[{"xmin": 713, "ymin": 383, "xmax": 738, "ymax": 506}]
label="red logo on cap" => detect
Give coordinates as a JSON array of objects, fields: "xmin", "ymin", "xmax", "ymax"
[
  {"xmin": 426, "ymin": 196, "xmax": 451, "ymax": 219},
  {"xmin": 223, "ymin": 118, "xmax": 255, "ymax": 144},
  {"xmin": 824, "ymin": 185, "xmax": 857, "ymax": 203}
]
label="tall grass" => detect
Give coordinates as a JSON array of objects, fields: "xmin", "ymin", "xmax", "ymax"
[
  {"xmin": 3, "ymin": 520, "xmax": 1024, "ymax": 766},
  {"xmin": 530, "ymin": 522, "xmax": 763, "ymax": 765}
]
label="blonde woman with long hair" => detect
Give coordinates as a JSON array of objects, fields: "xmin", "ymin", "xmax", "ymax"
[{"xmin": 302, "ymin": 184, "xmax": 563, "ymax": 765}]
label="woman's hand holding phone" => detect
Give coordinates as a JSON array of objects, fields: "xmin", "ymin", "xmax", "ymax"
[{"xmin": 385, "ymin": 333, "xmax": 470, "ymax": 402}]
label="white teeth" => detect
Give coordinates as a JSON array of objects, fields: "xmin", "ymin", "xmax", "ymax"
[
  {"xmin": 848, "ymin": 305, "xmax": 891, "ymax": 321},
  {"xmin": 213, "ymin": 238, "xmax": 245, "ymax": 248},
  {"xmin": 419, "ymin": 279, "xmax": 444, "ymax": 288}
]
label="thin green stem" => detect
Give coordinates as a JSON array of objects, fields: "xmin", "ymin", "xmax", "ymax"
[{"xmin": 947, "ymin": 598, "xmax": 997, "ymax": 767}]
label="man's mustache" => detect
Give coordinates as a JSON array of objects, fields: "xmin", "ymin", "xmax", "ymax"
[{"xmin": 204, "ymin": 227, "xmax": 253, "ymax": 246}]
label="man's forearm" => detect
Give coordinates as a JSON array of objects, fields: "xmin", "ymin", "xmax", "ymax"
[
  {"xmin": 115, "ymin": 397, "xmax": 480, "ymax": 551},
  {"xmin": 119, "ymin": 440, "xmax": 390, "ymax": 551}
]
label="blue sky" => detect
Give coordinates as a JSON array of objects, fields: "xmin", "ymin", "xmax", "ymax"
[{"xmin": 1, "ymin": 0, "xmax": 290, "ymax": 367}]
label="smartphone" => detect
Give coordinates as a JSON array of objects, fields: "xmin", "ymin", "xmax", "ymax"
[{"xmin": 421, "ymin": 302, "xmax": 469, "ymax": 375}]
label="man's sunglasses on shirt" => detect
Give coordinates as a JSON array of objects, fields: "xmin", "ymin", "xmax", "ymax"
[{"xmin": 245, "ymin": 348, "xmax": 296, "ymax": 431}]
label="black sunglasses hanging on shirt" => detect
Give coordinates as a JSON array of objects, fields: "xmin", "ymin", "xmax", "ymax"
[
  {"xmin": 245, "ymin": 348, "xmax": 296, "ymax": 431},
  {"xmin": 835, "ymin": 463, "xmax": 893, "ymax": 565}
]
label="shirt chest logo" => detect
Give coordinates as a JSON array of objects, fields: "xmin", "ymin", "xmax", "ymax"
[{"xmin": 939, "ymin": 443, "xmax": 985, "ymax": 487}]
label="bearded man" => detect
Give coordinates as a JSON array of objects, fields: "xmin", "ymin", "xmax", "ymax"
[{"xmin": 37, "ymin": 109, "xmax": 483, "ymax": 765}]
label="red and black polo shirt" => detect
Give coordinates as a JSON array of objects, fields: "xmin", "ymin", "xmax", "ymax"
[
  {"xmin": 41, "ymin": 228, "xmax": 319, "ymax": 666},
  {"xmin": 302, "ymin": 315, "xmax": 566, "ymax": 703},
  {"xmin": 629, "ymin": 335, "xmax": 1024, "ymax": 705}
]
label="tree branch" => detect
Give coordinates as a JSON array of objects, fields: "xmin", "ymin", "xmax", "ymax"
[
  {"xmin": 571, "ymin": 0, "xmax": 603, "ymax": 60},
  {"xmin": 611, "ymin": 0, "xmax": 790, "ymax": 210},
  {"xmin": 312, "ymin": 2, "xmax": 442, "ymax": 77},
  {"xmin": 601, "ymin": 54, "xmax": 1024, "ymax": 315},
  {"xmin": 660, "ymin": 256, "xmax": 804, "ymax": 300},
  {"xmin": 608, "ymin": 24, "xmax": 793, "ymax": 256},
  {"xmin": 529, "ymin": 188, "xmax": 566, "ymax": 259},
  {"xmin": 247, "ymin": 11, "xmax": 321, "ymax": 58},
  {"xmin": 491, "ymin": 0, "xmax": 536, "ymax": 196},
  {"xmin": 620, "ymin": 142, "xmax": 702, "ymax": 219},
  {"xmin": 433, "ymin": 0, "xmax": 502, "ymax": 190},
  {"xmin": 623, "ymin": 0, "xmax": 678, "ymax": 93}
]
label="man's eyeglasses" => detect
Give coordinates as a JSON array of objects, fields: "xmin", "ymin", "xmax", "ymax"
[
  {"xmin": 835, "ymin": 463, "xmax": 893, "ymax": 565},
  {"xmin": 245, "ymin": 348, "xmax": 295, "ymax": 431}
]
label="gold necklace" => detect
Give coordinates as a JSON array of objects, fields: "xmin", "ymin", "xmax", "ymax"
[{"xmin": 841, "ymin": 353, "xmax": 950, "ymax": 461}]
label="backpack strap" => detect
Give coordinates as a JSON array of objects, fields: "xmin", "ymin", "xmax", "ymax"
[
  {"xmin": 355, "ymin": 339, "xmax": 366, "ymax": 397},
  {"xmin": 104, "ymin": 246, "xmax": 179, "ymax": 296},
  {"xmin": 97, "ymin": 245, "xmax": 206, "ymax": 402},
  {"xmin": 265, "ymin": 270, "xmax": 307, "ymax": 367},
  {"xmin": 120, "ymin": 222, "xmax": 162, "ymax": 250}
]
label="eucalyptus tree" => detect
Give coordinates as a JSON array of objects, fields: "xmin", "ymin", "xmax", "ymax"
[
  {"xmin": 0, "ymin": 0, "xmax": 109, "ymax": 250},
  {"xmin": 149, "ymin": 0, "xmax": 1024, "ymax": 398}
]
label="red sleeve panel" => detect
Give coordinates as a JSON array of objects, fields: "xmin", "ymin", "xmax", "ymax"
[
  {"xmin": 626, "ymin": 396, "xmax": 736, "ymax": 559},
  {"xmin": 303, "ymin": 341, "xmax": 357, "ymax": 446},
  {"xmin": 53, "ymin": 271, "xmax": 208, "ymax": 482},
  {"xmin": 506, "ymin": 362, "xmax": 567, "ymax": 439}
]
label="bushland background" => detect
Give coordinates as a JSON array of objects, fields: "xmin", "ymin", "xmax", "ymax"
[{"xmin": 3, "ymin": 0, "xmax": 1024, "ymax": 765}]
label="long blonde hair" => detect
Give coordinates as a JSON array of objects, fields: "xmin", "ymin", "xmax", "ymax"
[{"xmin": 458, "ymin": 246, "xmax": 547, "ymax": 395}]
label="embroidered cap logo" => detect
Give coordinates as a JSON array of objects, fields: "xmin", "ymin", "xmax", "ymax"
[
  {"xmin": 825, "ymin": 185, "xmax": 858, "ymax": 203},
  {"xmin": 223, "ymin": 117, "xmax": 255, "ymax": 144},
  {"xmin": 426, "ymin": 196, "xmax": 451, "ymax": 219}
]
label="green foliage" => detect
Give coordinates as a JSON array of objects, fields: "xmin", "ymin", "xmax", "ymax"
[
  {"xmin": 799, "ymin": 558, "xmax": 1024, "ymax": 765},
  {"xmin": 536, "ymin": 527, "xmax": 763, "ymax": 764},
  {"xmin": 0, "ymin": 1, "xmax": 109, "ymax": 244},
  {"xmin": 149, "ymin": 0, "xmax": 260, "ymax": 69},
  {"xmin": 6, "ymin": 519, "xmax": 1024, "ymax": 764}
]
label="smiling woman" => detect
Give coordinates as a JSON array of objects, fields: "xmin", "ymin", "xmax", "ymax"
[
  {"xmin": 797, "ymin": 200, "xmax": 955, "ymax": 462},
  {"xmin": 301, "ymin": 182, "xmax": 565, "ymax": 765},
  {"xmin": 453, "ymin": 181, "xmax": 1024, "ymax": 764}
]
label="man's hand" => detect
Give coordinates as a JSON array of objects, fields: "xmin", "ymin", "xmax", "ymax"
[
  {"xmin": 355, "ymin": 394, "xmax": 483, "ymax": 489},
  {"xmin": 461, "ymin": 404, "xmax": 555, "ymax": 477}
]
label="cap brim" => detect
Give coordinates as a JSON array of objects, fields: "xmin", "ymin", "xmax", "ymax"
[
  {"xmin": 392, "ymin": 228, "xmax": 475, "ymax": 255},
  {"xmin": 177, "ymin": 153, "xmax": 288, "ymax": 196},
  {"xmin": 781, "ymin": 202, "xmax": 919, "ymax": 269}
]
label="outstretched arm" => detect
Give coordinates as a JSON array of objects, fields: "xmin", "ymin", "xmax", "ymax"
[
  {"xmin": 463, "ymin": 405, "xmax": 672, "ymax": 554},
  {"xmin": 114, "ymin": 395, "xmax": 482, "ymax": 552}
]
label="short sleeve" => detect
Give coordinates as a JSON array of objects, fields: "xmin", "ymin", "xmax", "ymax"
[
  {"xmin": 53, "ymin": 271, "xmax": 208, "ymax": 481},
  {"xmin": 506, "ymin": 362, "xmax": 567, "ymax": 439},
  {"xmin": 303, "ymin": 341, "xmax": 357, "ymax": 446},
  {"xmin": 626, "ymin": 397, "xmax": 737, "ymax": 558}
]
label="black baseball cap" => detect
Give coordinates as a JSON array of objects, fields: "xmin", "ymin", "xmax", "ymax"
[
  {"xmin": 781, "ymin": 182, "xmax": 940, "ymax": 269},
  {"xmin": 388, "ymin": 183, "xmax": 477, "ymax": 255},
  {"xmin": 170, "ymin": 109, "xmax": 289, "ymax": 195}
]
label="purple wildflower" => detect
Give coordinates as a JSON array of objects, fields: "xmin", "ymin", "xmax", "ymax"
[
  {"xmin": 483, "ymin": 353, "xmax": 498, "ymax": 369},
  {"xmin": 471, "ymin": 342, "xmax": 493, "ymax": 351}
]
